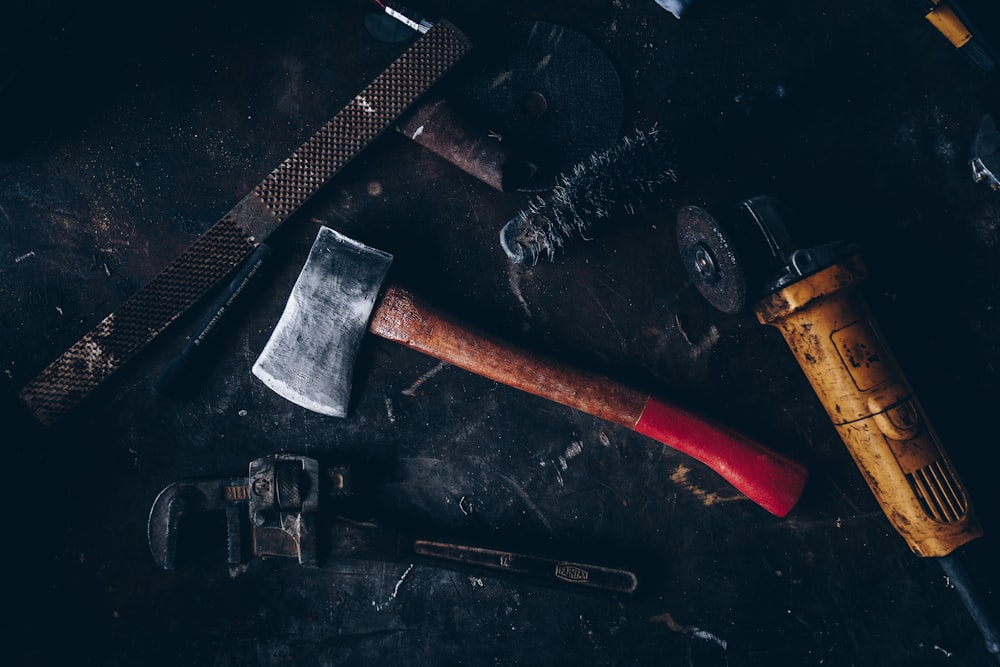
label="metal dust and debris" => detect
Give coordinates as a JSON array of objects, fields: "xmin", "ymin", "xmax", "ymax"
[
  {"xmin": 373, "ymin": 563, "xmax": 416, "ymax": 611},
  {"xmin": 650, "ymin": 612, "xmax": 728, "ymax": 650},
  {"xmin": 401, "ymin": 361, "xmax": 449, "ymax": 397},
  {"xmin": 669, "ymin": 464, "xmax": 742, "ymax": 508}
]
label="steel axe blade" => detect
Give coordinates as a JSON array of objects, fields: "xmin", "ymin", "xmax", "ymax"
[
  {"xmin": 253, "ymin": 226, "xmax": 808, "ymax": 517},
  {"xmin": 252, "ymin": 227, "xmax": 392, "ymax": 417}
]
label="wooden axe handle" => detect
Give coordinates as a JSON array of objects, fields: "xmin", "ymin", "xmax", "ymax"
[{"xmin": 369, "ymin": 286, "xmax": 807, "ymax": 517}]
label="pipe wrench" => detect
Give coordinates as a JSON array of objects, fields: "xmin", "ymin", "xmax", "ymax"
[{"xmin": 148, "ymin": 453, "xmax": 639, "ymax": 595}]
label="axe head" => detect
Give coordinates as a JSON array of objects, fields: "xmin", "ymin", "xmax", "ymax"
[{"xmin": 252, "ymin": 226, "xmax": 392, "ymax": 417}]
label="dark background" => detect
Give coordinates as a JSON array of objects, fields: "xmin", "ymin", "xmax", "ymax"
[{"xmin": 4, "ymin": 1, "xmax": 1000, "ymax": 665}]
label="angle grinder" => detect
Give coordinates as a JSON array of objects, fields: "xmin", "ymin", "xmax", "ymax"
[
  {"xmin": 677, "ymin": 195, "xmax": 981, "ymax": 554},
  {"xmin": 676, "ymin": 195, "xmax": 999, "ymax": 659}
]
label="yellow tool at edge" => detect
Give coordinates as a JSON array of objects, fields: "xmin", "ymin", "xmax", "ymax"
[
  {"xmin": 676, "ymin": 195, "xmax": 998, "ymax": 659},
  {"xmin": 920, "ymin": 0, "xmax": 996, "ymax": 71},
  {"xmin": 925, "ymin": 0, "xmax": 974, "ymax": 49}
]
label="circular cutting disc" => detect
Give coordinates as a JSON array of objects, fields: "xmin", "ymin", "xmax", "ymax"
[
  {"xmin": 676, "ymin": 205, "xmax": 748, "ymax": 314},
  {"xmin": 447, "ymin": 21, "xmax": 624, "ymax": 192}
]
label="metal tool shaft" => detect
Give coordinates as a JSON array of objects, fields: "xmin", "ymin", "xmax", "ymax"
[
  {"xmin": 412, "ymin": 540, "xmax": 638, "ymax": 594},
  {"xmin": 938, "ymin": 554, "xmax": 1000, "ymax": 661}
]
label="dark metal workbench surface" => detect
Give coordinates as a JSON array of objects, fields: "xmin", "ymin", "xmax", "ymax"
[{"xmin": 4, "ymin": 1, "xmax": 1000, "ymax": 665}]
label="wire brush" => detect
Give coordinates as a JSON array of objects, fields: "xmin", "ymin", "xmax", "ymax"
[{"xmin": 499, "ymin": 126, "xmax": 677, "ymax": 264}]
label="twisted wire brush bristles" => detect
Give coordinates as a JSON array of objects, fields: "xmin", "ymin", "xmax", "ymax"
[{"xmin": 500, "ymin": 126, "xmax": 677, "ymax": 264}]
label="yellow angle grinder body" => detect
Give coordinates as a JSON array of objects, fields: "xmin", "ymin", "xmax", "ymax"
[{"xmin": 675, "ymin": 196, "xmax": 981, "ymax": 556}]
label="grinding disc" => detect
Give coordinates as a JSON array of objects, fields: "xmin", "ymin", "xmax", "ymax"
[
  {"xmin": 676, "ymin": 205, "xmax": 748, "ymax": 314},
  {"xmin": 447, "ymin": 21, "xmax": 624, "ymax": 192}
]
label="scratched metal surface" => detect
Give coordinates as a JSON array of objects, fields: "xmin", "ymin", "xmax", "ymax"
[{"xmin": 3, "ymin": 1, "xmax": 1000, "ymax": 665}]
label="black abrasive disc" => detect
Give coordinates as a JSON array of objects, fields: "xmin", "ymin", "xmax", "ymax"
[
  {"xmin": 676, "ymin": 205, "xmax": 748, "ymax": 314},
  {"xmin": 448, "ymin": 21, "xmax": 624, "ymax": 192}
]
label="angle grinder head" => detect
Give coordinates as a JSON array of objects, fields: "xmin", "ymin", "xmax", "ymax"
[
  {"xmin": 675, "ymin": 196, "xmax": 802, "ymax": 314},
  {"xmin": 675, "ymin": 205, "xmax": 748, "ymax": 314}
]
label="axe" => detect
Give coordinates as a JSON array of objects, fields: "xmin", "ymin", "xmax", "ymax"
[{"xmin": 252, "ymin": 227, "xmax": 808, "ymax": 517}]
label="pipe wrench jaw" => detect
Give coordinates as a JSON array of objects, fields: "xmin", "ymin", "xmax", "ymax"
[
  {"xmin": 147, "ymin": 477, "xmax": 250, "ymax": 570},
  {"xmin": 148, "ymin": 454, "xmax": 329, "ymax": 570},
  {"xmin": 248, "ymin": 454, "xmax": 322, "ymax": 567}
]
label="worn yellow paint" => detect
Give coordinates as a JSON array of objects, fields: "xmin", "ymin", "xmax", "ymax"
[{"xmin": 755, "ymin": 254, "xmax": 982, "ymax": 556}]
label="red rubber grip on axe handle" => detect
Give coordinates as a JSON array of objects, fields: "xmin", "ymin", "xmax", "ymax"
[
  {"xmin": 369, "ymin": 286, "xmax": 808, "ymax": 517},
  {"xmin": 634, "ymin": 397, "xmax": 807, "ymax": 517}
]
